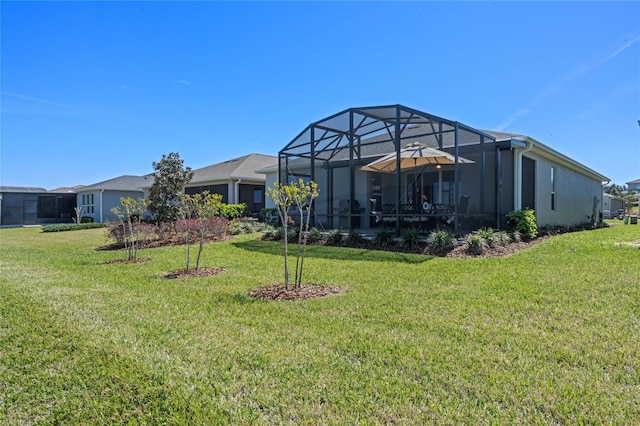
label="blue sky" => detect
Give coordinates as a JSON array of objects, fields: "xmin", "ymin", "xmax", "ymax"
[{"xmin": 2, "ymin": 1, "xmax": 639, "ymax": 189}]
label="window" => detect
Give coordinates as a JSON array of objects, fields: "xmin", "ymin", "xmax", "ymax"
[
  {"xmin": 551, "ymin": 167, "xmax": 556, "ymax": 211},
  {"xmin": 82, "ymin": 193, "xmax": 94, "ymax": 215}
]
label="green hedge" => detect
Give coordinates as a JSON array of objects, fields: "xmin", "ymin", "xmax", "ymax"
[
  {"xmin": 506, "ymin": 208, "xmax": 537, "ymax": 239},
  {"xmin": 42, "ymin": 223, "xmax": 106, "ymax": 233},
  {"xmin": 218, "ymin": 203, "xmax": 249, "ymax": 220}
]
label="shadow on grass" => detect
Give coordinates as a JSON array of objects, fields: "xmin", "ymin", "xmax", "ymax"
[{"xmin": 232, "ymin": 239, "xmax": 432, "ymax": 264}]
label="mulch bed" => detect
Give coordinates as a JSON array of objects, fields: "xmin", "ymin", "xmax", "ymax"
[
  {"xmin": 100, "ymin": 257, "xmax": 152, "ymax": 264},
  {"xmin": 267, "ymin": 235, "xmax": 550, "ymax": 259},
  {"xmin": 163, "ymin": 267, "xmax": 226, "ymax": 279},
  {"xmin": 443, "ymin": 236, "xmax": 549, "ymax": 259},
  {"xmin": 248, "ymin": 284, "xmax": 343, "ymax": 301}
]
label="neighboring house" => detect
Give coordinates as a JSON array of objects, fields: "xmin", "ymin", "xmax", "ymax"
[
  {"xmin": 186, "ymin": 153, "xmax": 277, "ymax": 214},
  {"xmin": 603, "ymin": 193, "xmax": 625, "ymax": 218},
  {"xmin": 268, "ymin": 104, "xmax": 608, "ymax": 233},
  {"xmin": 626, "ymin": 178, "xmax": 640, "ymax": 193},
  {"xmin": 0, "ymin": 186, "xmax": 76, "ymax": 226},
  {"xmin": 76, "ymin": 175, "xmax": 152, "ymax": 223}
]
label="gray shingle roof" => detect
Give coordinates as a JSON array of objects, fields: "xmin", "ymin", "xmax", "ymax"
[
  {"xmin": 190, "ymin": 153, "xmax": 277, "ymax": 184},
  {"xmin": 79, "ymin": 175, "xmax": 153, "ymax": 192}
]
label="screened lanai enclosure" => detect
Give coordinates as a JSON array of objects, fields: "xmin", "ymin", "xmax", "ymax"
[{"xmin": 278, "ymin": 105, "xmax": 500, "ymax": 234}]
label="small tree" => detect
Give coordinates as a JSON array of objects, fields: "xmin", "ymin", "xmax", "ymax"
[
  {"xmin": 623, "ymin": 192, "xmax": 638, "ymax": 214},
  {"xmin": 73, "ymin": 206, "xmax": 85, "ymax": 224},
  {"xmin": 176, "ymin": 193, "xmax": 195, "ymax": 270},
  {"xmin": 183, "ymin": 191, "xmax": 223, "ymax": 270},
  {"xmin": 147, "ymin": 152, "xmax": 194, "ymax": 223},
  {"xmin": 291, "ymin": 180, "xmax": 319, "ymax": 287},
  {"xmin": 267, "ymin": 182, "xmax": 294, "ymax": 288},
  {"xmin": 111, "ymin": 197, "xmax": 147, "ymax": 260},
  {"xmin": 266, "ymin": 179, "xmax": 319, "ymax": 289}
]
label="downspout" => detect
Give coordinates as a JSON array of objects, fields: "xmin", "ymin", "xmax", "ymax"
[
  {"xmin": 100, "ymin": 189, "xmax": 104, "ymax": 223},
  {"xmin": 513, "ymin": 140, "xmax": 533, "ymax": 211},
  {"xmin": 234, "ymin": 178, "xmax": 242, "ymax": 204}
]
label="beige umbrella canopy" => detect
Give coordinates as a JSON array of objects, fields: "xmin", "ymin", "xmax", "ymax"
[{"xmin": 360, "ymin": 142, "xmax": 474, "ymax": 173}]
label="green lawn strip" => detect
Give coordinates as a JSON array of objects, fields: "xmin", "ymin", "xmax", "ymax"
[
  {"xmin": 0, "ymin": 283, "xmax": 243, "ymax": 424},
  {"xmin": 0, "ymin": 226, "xmax": 639, "ymax": 423}
]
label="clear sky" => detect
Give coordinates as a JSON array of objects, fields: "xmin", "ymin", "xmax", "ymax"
[{"xmin": 2, "ymin": 1, "xmax": 639, "ymax": 190}]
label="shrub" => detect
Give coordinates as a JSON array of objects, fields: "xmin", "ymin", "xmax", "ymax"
[
  {"xmin": 466, "ymin": 233, "xmax": 487, "ymax": 255},
  {"xmin": 206, "ymin": 216, "xmax": 229, "ymax": 239},
  {"xmin": 506, "ymin": 208, "xmax": 537, "ymax": 239},
  {"xmin": 175, "ymin": 218, "xmax": 200, "ymax": 241},
  {"xmin": 133, "ymin": 222, "xmax": 157, "ymax": 247},
  {"xmin": 80, "ymin": 216, "xmax": 94, "ymax": 223},
  {"xmin": 287, "ymin": 227, "xmax": 299, "ymax": 243},
  {"xmin": 105, "ymin": 222, "xmax": 126, "ymax": 245},
  {"xmin": 495, "ymin": 230, "xmax": 512, "ymax": 247},
  {"xmin": 373, "ymin": 229, "xmax": 394, "ymax": 248},
  {"xmin": 155, "ymin": 221, "xmax": 178, "ymax": 242},
  {"xmin": 42, "ymin": 223, "xmax": 105, "ymax": 233},
  {"xmin": 400, "ymin": 229, "xmax": 421, "ymax": 249},
  {"xmin": 327, "ymin": 229, "xmax": 343, "ymax": 245},
  {"xmin": 511, "ymin": 230, "xmax": 522, "ymax": 243},
  {"xmin": 227, "ymin": 219, "xmax": 244, "ymax": 235},
  {"xmin": 259, "ymin": 208, "xmax": 279, "ymax": 224},
  {"xmin": 262, "ymin": 226, "xmax": 284, "ymax": 241},
  {"xmin": 345, "ymin": 230, "xmax": 363, "ymax": 246},
  {"xmin": 476, "ymin": 227, "xmax": 497, "ymax": 248},
  {"xmin": 307, "ymin": 227, "xmax": 323, "ymax": 244},
  {"xmin": 219, "ymin": 203, "xmax": 249, "ymax": 220},
  {"xmin": 428, "ymin": 229, "xmax": 455, "ymax": 255}
]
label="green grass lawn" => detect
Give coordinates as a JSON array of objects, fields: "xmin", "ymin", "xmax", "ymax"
[{"xmin": 1, "ymin": 224, "xmax": 639, "ymax": 424}]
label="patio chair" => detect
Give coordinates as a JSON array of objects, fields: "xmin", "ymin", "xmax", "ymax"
[{"xmin": 381, "ymin": 204, "xmax": 397, "ymax": 228}]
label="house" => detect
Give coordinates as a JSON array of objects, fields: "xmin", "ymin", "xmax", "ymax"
[
  {"xmin": 268, "ymin": 104, "xmax": 608, "ymax": 233},
  {"xmin": 76, "ymin": 175, "xmax": 152, "ymax": 223},
  {"xmin": 186, "ymin": 153, "xmax": 277, "ymax": 215},
  {"xmin": 0, "ymin": 186, "xmax": 77, "ymax": 226},
  {"xmin": 626, "ymin": 178, "xmax": 640, "ymax": 193},
  {"xmin": 603, "ymin": 193, "xmax": 625, "ymax": 218}
]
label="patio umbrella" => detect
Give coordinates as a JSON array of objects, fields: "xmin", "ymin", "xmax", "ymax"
[
  {"xmin": 360, "ymin": 142, "xmax": 474, "ymax": 173},
  {"xmin": 360, "ymin": 142, "xmax": 474, "ymax": 205}
]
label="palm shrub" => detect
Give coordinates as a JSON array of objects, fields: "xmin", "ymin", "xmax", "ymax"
[
  {"xmin": 506, "ymin": 208, "xmax": 537, "ymax": 239},
  {"xmin": 476, "ymin": 227, "xmax": 497, "ymax": 248},
  {"xmin": 495, "ymin": 230, "xmax": 512, "ymax": 247},
  {"xmin": 345, "ymin": 230, "xmax": 363, "ymax": 246},
  {"xmin": 400, "ymin": 228, "xmax": 420, "ymax": 249},
  {"xmin": 262, "ymin": 226, "xmax": 284, "ymax": 241},
  {"xmin": 466, "ymin": 233, "xmax": 487, "ymax": 255},
  {"xmin": 287, "ymin": 227, "xmax": 299, "ymax": 243},
  {"xmin": 428, "ymin": 229, "xmax": 455, "ymax": 256},
  {"xmin": 306, "ymin": 227, "xmax": 323, "ymax": 244},
  {"xmin": 327, "ymin": 229, "xmax": 343, "ymax": 245},
  {"xmin": 373, "ymin": 229, "xmax": 394, "ymax": 248}
]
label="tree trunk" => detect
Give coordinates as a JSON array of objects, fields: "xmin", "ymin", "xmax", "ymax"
[{"xmin": 196, "ymin": 222, "xmax": 206, "ymax": 270}]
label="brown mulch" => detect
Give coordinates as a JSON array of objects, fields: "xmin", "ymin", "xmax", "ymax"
[
  {"xmin": 443, "ymin": 236, "xmax": 550, "ymax": 259},
  {"xmin": 100, "ymin": 257, "xmax": 152, "ymax": 264},
  {"xmin": 163, "ymin": 267, "xmax": 226, "ymax": 279},
  {"xmin": 248, "ymin": 284, "xmax": 343, "ymax": 301},
  {"xmin": 95, "ymin": 235, "xmax": 230, "ymax": 251},
  {"xmin": 287, "ymin": 235, "xmax": 549, "ymax": 258}
]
